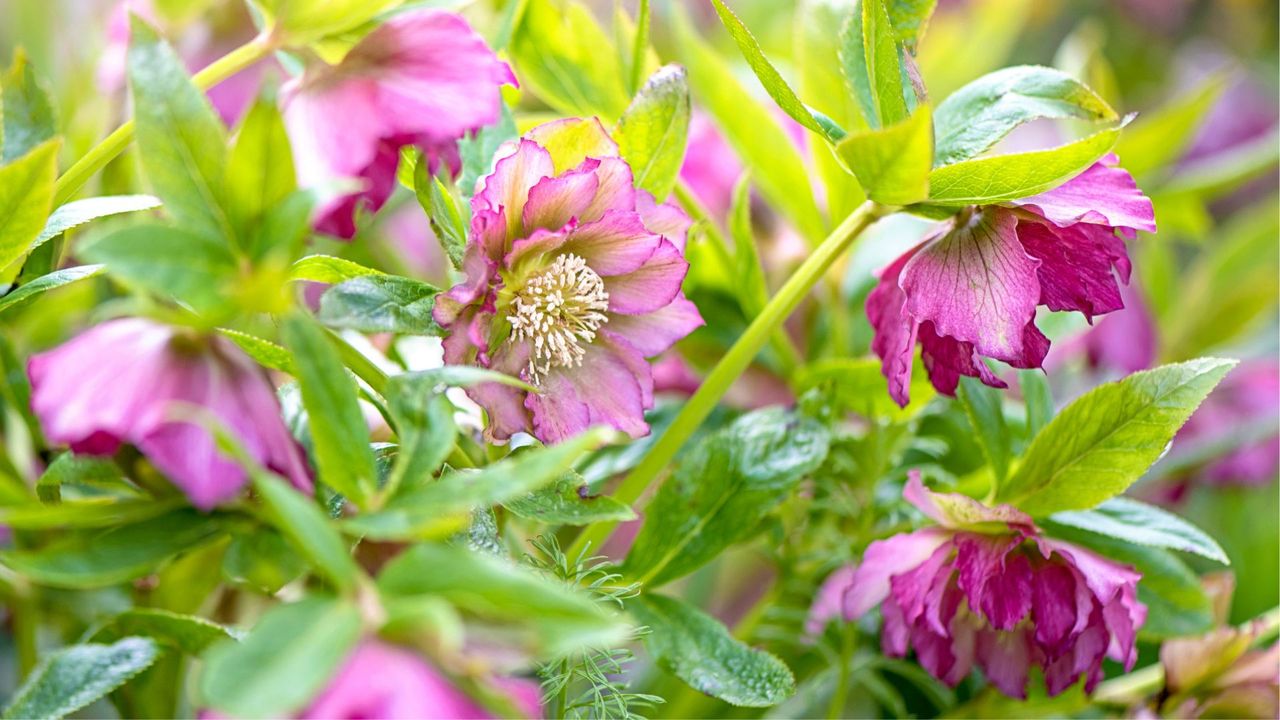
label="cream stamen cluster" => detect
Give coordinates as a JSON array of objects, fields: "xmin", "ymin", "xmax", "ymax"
[{"xmin": 508, "ymin": 253, "xmax": 610, "ymax": 383}]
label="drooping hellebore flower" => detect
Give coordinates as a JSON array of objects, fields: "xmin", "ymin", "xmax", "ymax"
[
  {"xmin": 28, "ymin": 318, "xmax": 311, "ymax": 509},
  {"xmin": 868, "ymin": 154, "xmax": 1156, "ymax": 405},
  {"xmin": 434, "ymin": 119, "xmax": 704, "ymax": 444},
  {"xmin": 838, "ymin": 472, "xmax": 1146, "ymax": 698},
  {"xmin": 282, "ymin": 9, "xmax": 515, "ymax": 238}
]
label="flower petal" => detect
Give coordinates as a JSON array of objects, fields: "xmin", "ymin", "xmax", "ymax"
[
  {"xmin": 473, "ymin": 139, "xmax": 555, "ymax": 238},
  {"xmin": 902, "ymin": 471, "xmax": 1036, "ymax": 530},
  {"xmin": 1017, "ymin": 218, "xmax": 1130, "ymax": 321},
  {"xmin": 867, "ymin": 245, "xmax": 923, "ymax": 407},
  {"xmin": 521, "ymin": 168, "xmax": 599, "ymax": 234},
  {"xmin": 559, "ymin": 210, "xmax": 662, "ymax": 276},
  {"xmin": 1012, "ymin": 154, "xmax": 1156, "ymax": 234},
  {"xmin": 603, "ymin": 239, "xmax": 689, "ymax": 315},
  {"xmin": 605, "ymin": 293, "xmax": 705, "ymax": 357},
  {"xmin": 845, "ymin": 528, "xmax": 952, "ymax": 618}
]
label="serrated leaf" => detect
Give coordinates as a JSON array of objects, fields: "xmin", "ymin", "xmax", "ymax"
[
  {"xmin": 33, "ymin": 195, "xmax": 161, "ymax": 250},
  {"xmin": 382, "ymin": 374, "xmax": 457, "ymax": 495},
  {"xmin": 836, "ymin": 104, "xmax": 932, "ymax": 205},
  {"xmin": 80, "ymin": 224, "xmax": 238, "ymax": 313},
  {"xmin": 317, "ymin": 275, "xmax": 441, "ymax": 336},
  {"xmin": 0, "ymin": 265, "xmax": 104, "ymax": 317},
  {"xmin": 623, "ymin": 408, "xmax": 829, "ymax": 586},
  {"xmin": 288, "ymin": 254, "xmax": 383, "ymax": 284},
  {"xmin": 2, "ymin": 638, "xmax": 159, "ymax": 720},
  {"xmin": 1048, "ymin": 497, "xmax": 1229, "ymax": 564},
  {"xmin": 615, "ymin": 64, "xmax": 691, "ymax": 200},
  {"xmin": 926, "ymin": 124, "xmax": 1121, "ymax": 205},
  {"xmin": 413, "ymin": 162, "xmax": 467, "ymax": 269},
  {"xmin": 0, "ymin": 139, "xmax": 58, "ymax": 270},
  {"xmin": 998, "ymin": 358, "xmax": 1237, "ymax": 516},
  {"xmin": 200, "ymin": 596, "xmax": 362, "ymax": 719},
  {"xmin": 216, "ymin": 329, "xmax": 292, "ymax": 373},
  {"xmin": 933, "ymin": 65, "xmax": 1117, "ymax": 166},
  {"xmin": 2, "ymin": 49, "xmax": 57, "ymax": 164},
  {"xmin": 957, "ymin": 375, "xmax": 1011, "ymax": 486},
  {"xmin": 630, "ymin": 593, "xmax": 795, "ymax": 707},
  {"xmin": 88, "ymin": 609, "xmax": 237, "ymax": 655},
  {"xmin": 251, "ymin": 469, "xmax": 361, "ymax": 593},
  {"xmin": 503, "ymin": 472, "xmax": 636, "ymax": 525}
]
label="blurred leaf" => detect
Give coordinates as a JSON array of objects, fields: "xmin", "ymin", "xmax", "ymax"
[
  {"xmin": 222, "ymin": 527, "xmax": 307, "ymax": 594},
  {"xmin": 927, "ymin": 124, "xmax": 1121, "ymax": 205},
  {"xmin": 34, "ymin": 452, "xmax": 124, "ymax": 503},
  {"xmin": 886, "ymin": 0, "xmax": 937, "ymax": 51},
  {"xmin": 0, "ymin": 508, "xmax": 223, "ymax": 588},
  {"xmin": 630, "ymin": 593, "xmax": 795, "ymax": 707},
  {"xmin": 997, "ymin": 358, "xmax": 1237, "ymax": 516},
  {"xmin": 382, "ymin": 373, "xmax": 457, "ymax": 495},
  {"xmin": 1114, "ymin": 76, "xmax": 1223, "ymax": 183},
  {"xmin": 251, "ymin": 469, "xmax": 361, "ymax": 593},
  {"xmin": 80, "ymin": 224, "xmax": 238, "ymax": 314},
  {"xmin": 624, "ymin": 408, "xmax": 829, "ymax": 586},
  {"xmin": 957, "ymin": 375, "xmax": 1010, "ymax": 487},
  {"xmin": 88, "ymin": 609, "xmax": 237, "ymax": 655},
  {"xmin": 795, "ymin": 356, "xmax": 935, "ymax": 422},
  {"xmin": 217, "ymin": 329, "xmax": 293, "ymax": 373},
  {"xmin": 377, "ymin": 543, "xmax": 626, "ymax": 656},
  {"xmin": 226, "ymin": 97, "xmax": 295, "ymax": 240},
  {"xmin": 1019, "ymin": 369, "xmax": 1053, "ymax": 439},
  {"xmin": 457, "ymin": 103, "xmax": 517, "ymax": 198},
  {"xmin": 0, "ymin": 265, "xmax": 104, "ymax": 317},
  {"xmin": 200, "ymin": 596, "xmax": 362, "ymax": 719},
  {"xmin": 2, "ymin": 638, "xmax": 159, "ymax": 720},
  {"xmin": 127, "ymin": 19, "xmax": 233, "ymax": 242},
  {"xmin": 317, "ymin": 275, "xmax": 441, "ymax": 336},
  {"xmin": 0, "ymin": 139, "xmax": 58, "ymax": 270},
  {"xmin": 837, "ymin": 105, "xmax": 932, "ymax": 205},
  {"xmin": 251, "ymin": 0, "xmax": 400, "ymax": 45},
  {"xmin": 503, "ymin": 471, "xmax": 636, "ymax": 525},
  {"xmin": 916, "ymin": 0, "xmax": 1030, "ymax": 100},
  {"xmin": 288, "ymin": 254, "xmax": 382, "ymax": 284},
  {"xmin": 933, "ymin": 65, "xmax": 1117, "ymax": 166},
  {"xmin": 615, "ymin": 64, "xmax": 690, "ymax": 201},
  {"xmin": 0, "ymin": 499, "xmax": 181, "ymax": 531},
  {"xmin": 840, "ymin": 0, "xmax": 909, "ymax": 129},
  {"xmin": 727, "ymin": 175, "xmax": 768, "ymax": 317},
  {"xmin": 413, "ymin": 163, "xmax": 467, "ymax": 269},
  {"xmin": 1161, "ymin": 128, "xmax": 1279, "ymax": 199},
  {"xmin": 2, "ymin": 49, "xmax": 56, "ymax": 164},
  {"xmin": 1048, "ymin": 497, "xmax": 1229, "ymax": 564},
  {"xmin": 33, "ymin": 195, "xmax": 161, "ymax": 250},
  {"xmin": 511, "ymin": 0, "xmax": 629, "ymax": 117},
  {"xmin": 280, "ymin": 314, "xmax": 377, "ymax": 506},
  {"xmin": 394, "ymin": 366, "xmax": 536, "ymax": 393}
]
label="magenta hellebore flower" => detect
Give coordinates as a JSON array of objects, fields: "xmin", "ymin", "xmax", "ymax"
[
  {"xmin": 868, "ymin": 154, "xmax": 1156, "ymax": 406},
  {"xmin": 300, "ymin": 641, "xmax": 542, "ymax": 719},
  {"xmin": 836, "ymin": 473, "xmax": 1146, "ymax": 698},
  {"xmin": 434, "ymin": 119, "xmax": 704, "ymax": 444},
  {"xmin": 282, "ymin": 9, "xmax": 515, "ymax": 238},
  {"xmin": 28, "ymin": 318, "xmax": 311, "ymax": 509}
]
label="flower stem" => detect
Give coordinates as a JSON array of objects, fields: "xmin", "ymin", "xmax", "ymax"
[
  {"xmin": 567, "ymin": 200, "xmax": 889, "ymax": 559},
  {"xmin": 51, "ymin": 36, "xmax": 275, "ymax": 206}
]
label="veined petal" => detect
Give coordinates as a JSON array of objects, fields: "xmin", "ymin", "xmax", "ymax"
[
  {"xmin": 1012, "ymin": 154, "xmax": 1156, "ymax": 234},
  {"xmin": 603, "ymin": 239, "xmax": 689, "ymax": 315},
  {"xmin": 605, "ymin": 293, "xmax": 705, "ymax": 357},
  {"xmin": 867, "ymin": 246, "xmax": 923, "ymax": 407},
  {"xmin": 845, "ymin": 528, "xmax": 953, "ymax": 618},
  {"xmin": 1017, "ymin": 218, "xmax": 1130, "ymax": 321},
  {"xmin": 559, "ymin": 210, "xmax": 662, "ymax": 276}
]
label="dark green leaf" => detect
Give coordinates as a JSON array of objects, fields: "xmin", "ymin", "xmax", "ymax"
[
  {"xmin": 0, "ymin": 265, "xmax": 104, "ymax": 317},
  {"xmin": 383, "ymin": 373, "xmax": 457, "ymax": 495},
  {"xmin": 222, "ymin": 527, "xmax": 307, "ymax": 594},
  {"xmin": 33, "ymin": 195, "xmax": 161, "ymax": 250},
  {"xmin": 2, "ymin": 638, "xmax": 159, "ymax": 720},
  {"xmin": 88, "ymin": 609, "xmax": 237, "ymax": 655},
  {"xmin": 836, "ymin": 105, "xmax": 932, "ymax": 205},
  {"xmin": 503, "ymin": 472, "xmax": 636, "ymax": 525},
  {"xmin": 630, "ymin": 593, "xmax": 795, "ymax": 707},
  {"xmin": 615, "ymin": 64, "xmax": 691, "ymax": 200},
  {"xmin": 957, "ymin": 375, "xmax": 1011, "ymax": 487},
  {"xmin": 2, "ymin": 49, "xmax": 57, "ymax": 164},
  {"xmin": 317, "ymin": 275, "xmax": 442, "ymax": 336},
  {"xmin": 80, "ymin": 224, "xmax": 238, "ymax": 313},
  {"xmin": 1048, "ymin": 497, "xmax": 1229, "ymax": 564},
  {"xmin": 0, "ymin": 139, "xmax": 58, "ymax": 270},
  {"xmin": 251, "ymin": 465, "xmax": 361, "ymax": 593}
]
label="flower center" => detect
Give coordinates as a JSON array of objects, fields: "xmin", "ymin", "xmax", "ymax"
[{"xmin": 508, "ymin": 253, "xmax": 609, "ymax": 383}]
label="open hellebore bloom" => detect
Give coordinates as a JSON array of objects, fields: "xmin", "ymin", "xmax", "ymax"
[
  {"xmin": 868, "ymin": 154, "xmax": 1156, "ymax": 405},
  {"xmin": 28, "ymin": 318, "xmax": 311, "ymax": 509},
  {"xmin": 839, "ymin": 472, "xmax": 1146, "ymax": 698},
  {"xmin": 282, "ymin": 9, "xmax": 515, "ymax": 238},
  {"xmin": 300, "ymin": 641, "xmax": 542, "ymax": 719},
  {"xmin": 434, "ymin": 120, "xmax": 704, "ymax": 444}
]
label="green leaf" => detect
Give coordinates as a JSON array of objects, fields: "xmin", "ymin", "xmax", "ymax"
[
  {"xmin": 33, "ymin": 195, "xmax": 161, "ymax": 250},
  {"xmin": 840, "ymin": 0, "xmax": 910, "ymax": 129},
  {"xmin": 2, "ymin": 49, "xmax": 57, "ymax": 165},
  {"xmin": 957, "ymin": 375, "xmax": 1011, "ymax": 487},
  {"xmin": 280, "ymin": 314, "xmax": 377, "ymax": 506},
  {"xmin": 623, "ymin": 408, "xmax": 829, "ymax": 586},
  {"xmin": 1020, "ymin": 369, "xmax": 1053, "ymax": 439},
  {"xmin": 393, "ymin": 366, "xmax": 536, "ymax": 393},
  {"xmin": 0, "ymin": 508, "xmax": 223, "ymax": 588},
  {"xmin": 0, "ymin": 139, "xmax": 58, "ymax": 270},
  {"xmin": 926, "ymin": 124, "xmax": 1122, "ymax": 205},
  {"xmin": 288, "ymin": 254, "xmax": 383, "ymax": 284},
  {"xmin": 1048, "ymin": 497, "xmax": 1229, "ymax": 564},
  {"xmin": 886, "ymin": 0, "xmax": 938, "ymax": 51},
  {"xmin": 226, "ymin": 97, "xmax": 296, "ymax": 238},
  {"xmin": 80, "ymin": 224, "xmax": 238, "ymax": 313},
  {"xmin": 629, "ymin": 593, "xmax": 795, "ymax": 707},
  {"xmin": 503, "ymin": 472, "xmax": 636, "ymax": 525},
  {"xmin": 88, "ymin": 609, "xmax": 237, "ymax": 656},
  {"xmin": 836, "ymin": 105, "xmax": 932, "ymax": 205},
  {"xmin": 707, "ymin": 0, "xmax": 842, "ymax": 142},
  {"xmin": 200, "ymin": 596, "xmax": 362, "ymax": 719},
  {"xmin": 251, "ymin": 469, "xmax": 361, "ymax": 593},
  {"xmin": 223, "ymin": 527, "xmax": 307, "ymax": 594},
  {"xmin": 510, "ymin": 0, "xmax": 630, "ymax": 117},
  {"xmin": 1113, "ymin": 76, "xmax": 1223, "ymax": 182},
  {"xmin": 933, "ymin": 65, "xmax": 1117, "ymax": 166},
  {"xmin": 217, "ymin": 329, "xmax": 293, "ymax": 373},
  {"xmin": 413, "ymin": 162, "xmax": 467, "ymax": 269},
  {"xmin": 997, "ymin": 358, "xmax": 1237, "ymax": 516},
  {"xmin": 0, "ymin": 499, "xmax": 180, "ymax": 531},
  {"xmin": 795, "ymin": 356, "xmax": 935, "ymax": 422},
  {"xmin": 347, "ymin": 427, "xmax": 613, "ymax": 540},
  {"xmin": 2, "ymin": 638, "xmax": 160, "ymax": 720},
  {"xmin": 382, "ymin": 373, "xmax": 457, "ymax": 495},
  {"xmin": 673, "ymin": 7, "xmax": 825, "ymax": 241},
  {"xmin": 0, "ymin": 265, "xmax": 104, "ymax": 317},
  {"xmin": 317, "ymin": 275, "xmax": 442, "ymax": 336},
  {"xmin": 35, "ymin": 451, "xmax": 124, "ymax": 503},
  {"xmin": 378, "ymin": 543, "xmax": 626, "ymax": 656},
  {"xmin": 727, "ymin": 175, "xmax": 768, "ymax": 317},
  {"xmin": 615, "ymin": 64, "xmax": 691, "ymax": 200},
  {"xmin": 457, "ymin": 103, "xmax": 517, "ymax": 198},
  {"xmin": 127, "ymin": 19, "xmax": 233, "ymax": 242},
  {"xmin": 252, "ymin": 0, "xmax": 400, "ymax": 44}
]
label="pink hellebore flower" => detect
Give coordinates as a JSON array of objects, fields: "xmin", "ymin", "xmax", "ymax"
[
  {"xmin": 27, "ymin": 318, "xmax": 311, "ymax": 509},
  {"xmin": 434, "ymin": 120, "xmax": 704, "ymax": 444},
  {"xmin": 840, "ymin": 472, "xmax": 1146, "ymax": 698},
  {"xmin": 868, "ymin": 154, "xmax": 1156, "ymax": 406},
  {"xmin": 301, "ymin": 641, "xmax": 542, "ymax": 719},
  {"xmin": 282, "ymin": 9, "xmax": 515, "ymax": 238}
]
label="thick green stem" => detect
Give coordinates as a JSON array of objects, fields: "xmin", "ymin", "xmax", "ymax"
[
  {"xmin": 51, "ymin": 36, "xmax": 275, "ymax": 206},
  {"xmin": 567, "ymin": 201, "xmax": 888, "ymax": 559}
]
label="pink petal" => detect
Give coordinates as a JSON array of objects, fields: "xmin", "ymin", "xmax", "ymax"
[
  {"xmin": 521, "ymin": 169, "xmax": 599, "ymax": 234},
  {"xmin": 637, "ymin": 192, "xmax": 692, "ymax": 251},
  {"xmin": 1017, "ymin": 218, "xmax": 1130, "ymax": 322},
  {"xmin": 1030, "ymin": 562, "xmax": 1081, "ymax": 655},
  {"xmin": 975, "ymin": 629, "xmax": 1034, "ymax": 699},
  {"xmin": 603, "ymin": 239, "xmax": 689, "ymax": 315},
  {"xmin": 525, "ymin": 370, "xmax": 592, "ymax": 444},
  {"xmin": 902, "ymin": 471, "xmax": 1037, "ymax": 530},
  {"xmin": 867, "ymin": 245, "xmax": 923, "ymax": 407},
  {"xmin": 473, "ymin": 140, "xmax": 556, "ymax": 237},
  {"xmin": 605, "ymin": 293, "xmax": 704, "ymax": 357},
  {"xmin": 559, "ymin": 210, "xmax": 662, "ymax": 276},
  {"xmin": 1012, "ymin": 154, "xmax": 1157, "ymax": 234},
  {"xmin": 954, "ymin": 533, "xmax": 1031, "ymax": 630},
  {"xmin": 844, "ymin": 528, "xmax": 952, "ymax": 618},
  {"xmin": 581, "ymin": 157, "xmax": 638, "ymax": 223},
  {"xmin": 805, "ymin": 565, "xmax": 858, "ymax": 638}
]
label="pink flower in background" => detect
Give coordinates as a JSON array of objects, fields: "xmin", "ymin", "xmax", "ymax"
[
  {"xmin": 434, "ymin": 119, "xmax": 704, "ymax": 444},
  {"xmin": 840, "ymin": 473, "xmax": 1146, "ymax": 698},
  {"xmin": 300, "ymin": 641, "xmax": 542, "ymax": 719},
  {"xmin": 868, "ymin": 154, "xmax": 1156, "ymax": 405},
  {"xmin": 1172, "ymin": 360, "xmax": 1280, "ymax": 488},
  {"xmin": 805, "ymin": 564, "xmax": 857, "ymax": 638},
  {"xmin": 282, "ymin": 9, "xmax": 515, "ymax": 238},
  {"xmin": 27, "ymin": 318, "xmax": 311, "ymax": 509},
  {"xmin": 679, "ymin": 112, "xmax": 743, "ymax": 218},
  {"xmin": 1082, "ymin": 281, "xmax": 1158, "ymax": 374}
]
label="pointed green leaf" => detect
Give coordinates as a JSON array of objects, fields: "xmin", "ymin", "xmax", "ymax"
[
  {"xmin": 728, "ymin": 175, "xmax": 768, "ymax": 317},
  {"xmin": 2, "ymin": 638, "xmax": 160, "ymax": 720},
  {"xmin": 616, "ymin": 64, "xmax": 691, "ymax": 200},
  {"xmin": 250, "ymin": 469, "xmax": 360, "ymax": 593},
  {"xmin": 957, "ymin": 375, "xmax": 1011, "ymax": 487},
  {"xmin": 836, "ymin": 105, "xmax": 932, "ymax": 205},
  {"xmin": 226, "ymin": 97, "xmax": 295, "ymax": 237},
  {"xmin": 0, "ymin": 139, "xmax": 58, "ymax": 269},
  {"xmin": 89, "ymin": 609, "xmax": 237, "ymax": 656},
  {"xmin": 1048, "ymin": 497, "xmax": 1229, "ymax": 564},
  {"xmin": 33, "ymin": 195, "xmax": 161, "ymax": 250},
  {"xmin": 503, "ymin": 472, "xmax": 636, "ymax": 525},
  {"xmin": 288, "ymin": 254, "xmax": 383, "ymax": 284},
  {"xmin": 0, "ymin": 265, "xmax": 104, "ymax": 316},
  {"xmin": 2, "ymin": 49, "xmax": 56, "ymax": 165},
  {"xmin": 317, "ymin": 274, "xmax": 442, "ymax": 336}
]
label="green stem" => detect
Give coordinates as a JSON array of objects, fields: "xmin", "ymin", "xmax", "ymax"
[
  {"xmin": 827, "ymin": 623, "xmax": 856, "ymax": 719},
  {"xmin": 567, "ymin": 200, "xmax": 888, "ymax": 559},
  {"xmin": 51, "ymin": 36, "xmax": 276, "ymax": 206}
]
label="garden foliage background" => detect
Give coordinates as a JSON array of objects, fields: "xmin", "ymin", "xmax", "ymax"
[{"xmin": 0, "ymin": 0, "xmax": 1276, "ymax": 718}]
